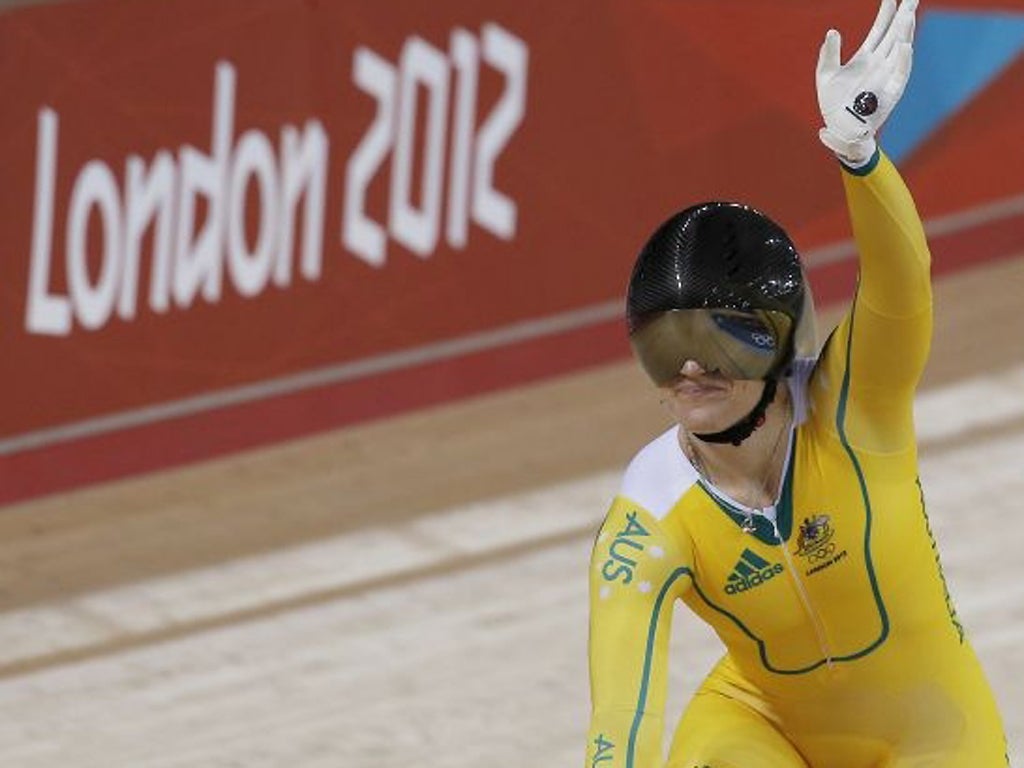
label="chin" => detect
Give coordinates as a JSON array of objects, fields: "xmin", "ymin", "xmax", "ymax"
[{"xmin": 678, "ymin": 403, "xmax": 737, "ymax": 435}]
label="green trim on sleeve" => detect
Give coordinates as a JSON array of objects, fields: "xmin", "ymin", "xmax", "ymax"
[
  {"xmin": 833, "ymin": 295, "xmax": 891, "ymax": 658},
  {"xmin": 626, "ymin": 567, "xmax": 693, "ymax": 768},
  {"xmin": 840, "ymin": 147, "xmax": 882, "ymax": 177}
]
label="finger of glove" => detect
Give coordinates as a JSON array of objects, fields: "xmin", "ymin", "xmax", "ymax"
[
  {"xmin": 855, "ymin": 0, "xmax": 898, "ymax": 60},
  {"xmin": 878, "ymin": 0, "xmax": 918, "ymax": 59},
  {"xmin": 900, "ymin": 0, "xmax": 919, "ymax": 43},
  {"xmin": 817, "ymin": 29, "xmax": 842, "ymax": 79},
  {"xmin": 882, "ymin": 42, "xmax": 914, "ymax": 103}
]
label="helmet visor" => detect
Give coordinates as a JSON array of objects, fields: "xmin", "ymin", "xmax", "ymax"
[{"xmin": 629, "ymin": 308, "xmax": 794, "ymax": 385}]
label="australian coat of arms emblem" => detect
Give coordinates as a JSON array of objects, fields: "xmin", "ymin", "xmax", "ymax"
[{"xmin": 796, "ymin": 514, "xmax": 834, "ymax": 558}]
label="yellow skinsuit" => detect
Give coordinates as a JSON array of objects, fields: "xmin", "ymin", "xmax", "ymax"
[{"xmin": 585, "ymin": 154, "xmax": 1008, "ymax": 768}]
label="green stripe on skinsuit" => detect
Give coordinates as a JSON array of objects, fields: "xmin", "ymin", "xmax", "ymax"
[
  {"xmin": 626, "ymin": 567, "xmax": 692, "ymax": 768},
  {"xmin": 832, "ymin": 292, "xmax": 890, "ymax": 661}
]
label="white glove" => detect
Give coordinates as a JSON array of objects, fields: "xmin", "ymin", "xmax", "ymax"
[{"xmin": 816, "ymin": 0, "xmax": 918, "ymax": 168}]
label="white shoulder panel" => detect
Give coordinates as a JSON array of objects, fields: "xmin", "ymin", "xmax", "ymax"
[{"xmin": 619, "ymin": 426, "xmax": 700, "ymax": 520}]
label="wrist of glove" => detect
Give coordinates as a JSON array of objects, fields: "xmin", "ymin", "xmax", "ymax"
[
  {"xmin": 820, "ymin": 128, "xmax": 878, "ymax": 170},
  {"xmin": 816, "ymin": 0, "xmax": 917, "ymax": 168}
]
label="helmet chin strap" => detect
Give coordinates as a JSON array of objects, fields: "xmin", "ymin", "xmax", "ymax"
[{"xmin": 693, "ymin": 378, "xmax": 778, "ymax": 447}]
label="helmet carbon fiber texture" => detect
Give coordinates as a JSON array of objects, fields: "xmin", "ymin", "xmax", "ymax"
[{"xmin": 626, "ymin": 202, "xmax": 807, "ymax": 384}]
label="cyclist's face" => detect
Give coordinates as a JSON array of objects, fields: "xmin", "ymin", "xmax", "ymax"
[{"xmin": 661, "ymin": 360, "xmax": 764, "ymax": 434}]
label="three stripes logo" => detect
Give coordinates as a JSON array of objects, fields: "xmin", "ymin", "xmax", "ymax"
[{"xmin": 724, "ymin": 548, "xmax": 784, "ymax": 595}]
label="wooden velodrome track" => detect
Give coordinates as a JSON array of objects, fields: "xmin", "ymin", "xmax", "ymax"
[{"xmin": 0, "ymin": 255, "xmax": 1021, "ymax": 766}]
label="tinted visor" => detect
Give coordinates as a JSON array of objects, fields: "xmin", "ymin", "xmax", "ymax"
[{"xmin": 629, "ymin": 308, "xmax": 793, "ymax": 384}]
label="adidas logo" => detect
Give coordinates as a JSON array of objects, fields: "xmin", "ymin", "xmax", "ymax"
[{"xmin": 725, "ymin": 548, "xmax": 784, "ymax": 595}]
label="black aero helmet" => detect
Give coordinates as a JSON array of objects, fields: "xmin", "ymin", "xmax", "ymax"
[{"xmin": 627, "ymin": 202, "xmax": 813, "ymax": 385}]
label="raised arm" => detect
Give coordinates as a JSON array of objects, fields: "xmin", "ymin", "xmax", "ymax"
[
  {"xmin": 585, "ymin": 498, "xmax": 693, "ymax": 768},
  {"xmin": 809, "ymin": 0, "xmax": 931, "ymax": 452}
]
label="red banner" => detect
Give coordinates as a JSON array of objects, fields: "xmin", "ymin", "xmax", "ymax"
[{"xmin": 1, "ymin": 0, "xmax": 1022, "ymax": 503}]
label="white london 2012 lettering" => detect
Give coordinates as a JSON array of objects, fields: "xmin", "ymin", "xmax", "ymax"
[
  {"xmin": 344, "ymin": 23, "xmax": 528, "ymax": 266},
  {"xmin": 26, "ymin": 63, "xmax": 329, "ymax": 336},
  {"xmin": 25, "ymin": 23, "xmax": 528, "ymax": 336}
]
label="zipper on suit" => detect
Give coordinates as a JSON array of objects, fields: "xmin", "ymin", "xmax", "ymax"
[{"xmin": 752, "ymin": 506, "xmax": 835, "ymax": 669}]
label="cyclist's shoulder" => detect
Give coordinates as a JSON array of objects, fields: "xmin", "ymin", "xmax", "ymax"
[{"xmin": 619, "ymin": 427, "xmax": 700, "ymax": 521}]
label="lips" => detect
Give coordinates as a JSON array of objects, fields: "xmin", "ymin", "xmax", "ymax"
[{"xmin": 673, "ymin": 379, "xmax": 729, "ymax": 398}]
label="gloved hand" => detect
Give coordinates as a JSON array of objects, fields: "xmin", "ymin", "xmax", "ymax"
[{"xmin": 816, "ymin": 0, "xmax": 918, "ymax": 168}]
